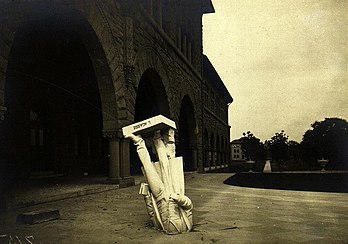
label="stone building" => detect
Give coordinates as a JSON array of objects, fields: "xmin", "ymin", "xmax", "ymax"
[
  {"xmin": 0, "ymin": 0, "xmax": 232, "ymax": 189},
  {"xmin": 230, "ymin": 139, "xmax": 246, "ymax": 161},
  {"xmin": 202, "ymin": 56, "xmax": 232, "ymax": 171}
]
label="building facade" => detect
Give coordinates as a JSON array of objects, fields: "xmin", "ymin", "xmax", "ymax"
[
  {"xmin": 202, "ymin": 56, "xmax": 233, "ymax": 171},
  {"xmin": 0, "ymin": 0, "xmax": 232, "ymax": 190},
  {"xmin": 230, "ymin": 139, "xmax": 246, "ymax": 161}
]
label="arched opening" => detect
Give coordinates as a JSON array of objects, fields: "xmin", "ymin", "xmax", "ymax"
[
  {"xmin": 225, "ymin": 139, "xmax": 229, "ymax": 165},
  {"xmin": 4, "ymin": 7, "xmax": 108, "ymax": 180},
  {"xmin": 204, "ymin": 129, "xmax": 209, "ymax": 169},
  {"xmin": 222, "ymin": 138, "xmax": 226, "ymax": 165},
  {"xmin": 210, "ymin": 133, "xmax": 215, "ymax": 167},
  {"xmin": 131, "ymin": 68, "xmax": 170, "ymax": 174},
  {"xmin": 178, "ymin": 95, "xmax": 197, "ymax": 171},
  {"xmin": 216, "ymin": 135, "xmax": 220, "ymax": 166}
]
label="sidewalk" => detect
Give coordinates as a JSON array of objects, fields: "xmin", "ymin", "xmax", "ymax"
[
  {"xmin": 2, "ymin": 175, "xmax": 144, "ymax": 210},
  {"xmin": 0, "ymin": 173, "xmax": 347, "ymax": 243}
]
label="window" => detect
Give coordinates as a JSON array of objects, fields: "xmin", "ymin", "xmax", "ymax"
[
  {"xmin": 30, "ymin": 110, "xmax": 38, "ymax": 121},
  {"xmin": 39, "ymin": 130, "xmax": 44, "ymax": 146},
  {"xmin": 30, "ymin": 129, "xmax": 36, "ymax": 146}
]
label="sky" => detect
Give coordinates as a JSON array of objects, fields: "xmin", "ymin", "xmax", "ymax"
[{"xmin": 203, "ymin": 0, "xmax": 348, "ymax": 143}]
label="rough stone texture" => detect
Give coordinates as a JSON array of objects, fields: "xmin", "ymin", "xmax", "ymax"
[
  {"xmin": 203, "ymin": 68, "xmax": 231, "ymax": 170},
  {"xmin": 0, "ymin": 0, "xmax": 230, "ymax": 186}
]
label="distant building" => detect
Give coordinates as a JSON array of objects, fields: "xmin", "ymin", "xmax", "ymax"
[
  {"xmin": 202, "ymin": 56, "xmax": 233, "ymax": 171},
  {"xmin": 230, "ymin": 139, "xmax": 245, "ymax": 161}
]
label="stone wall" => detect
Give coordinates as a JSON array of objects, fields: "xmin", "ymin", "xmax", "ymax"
[{"xmin": 0, "ymin": 0, "xmax": 229, "ymax": 186}]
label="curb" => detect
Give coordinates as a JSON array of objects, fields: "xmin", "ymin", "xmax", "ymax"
[{"xmin": 5, "ymin": 186, "xmax": 120, "ymax": 211}]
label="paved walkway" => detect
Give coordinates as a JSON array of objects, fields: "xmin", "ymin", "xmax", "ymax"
[
  {"xmin": 2, "ymin": 175, "xmax": 144, "ymax": 210},
  {"xmin": 0, "ymin": 173, "xmax": 347, "ymax": 243}
]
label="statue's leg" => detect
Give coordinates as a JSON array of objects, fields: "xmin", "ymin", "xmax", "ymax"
[
  {"xmin": 163, "ymin": 128, "xmax": 176, "ymax": 159},
  {"xmin": 143, "ymin": 192, "xmax": 160, "ymax": 228},
  {"xmin": 153, "ymin": 131, "xmax": 174, "ymax": 195},
  {"xmin": 135, "ymin": 137, "xmax": 164, "ymax": 198}
]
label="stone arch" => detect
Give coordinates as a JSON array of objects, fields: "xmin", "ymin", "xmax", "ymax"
[
  {"xmin": 131, "ymin": 46, "xmax": 172, "ymax": 119},
  {"xmin": 216, "ymin": 135, "xmax": 220, "ymax": 166},
  {"xmin": 0, "ymin": 1, "xmax": 121, "ymax": 130},
  {"xmin": 178, "ymin": 95, "xmax": 198, "ymax": 171},
  {"xmin": 177, "ymin": 79, "xmax": 200, "ymax": 122},
  {"xmin": 130, "ymin": 68, "xmax": 170, "ymax": 175},
  {"xmin": 210, "ymin": 132, "xmax": 215, "ymax": 166},
  {"xmin": 203, "ymin": 129, "xmax": 209, "ymax": 169},
  {"xmin": 226, "ymin": 139, "xmax": 229, "ymax": 164},
  {"xmin": 0, "ymin": 2, "xmax": 120, "ymax": 180},
  {"xmin": 221, "ymin": 136, "xmax": 225, "ymax": 165},
  {"xmin": 134, "ymin": 68, "xmax": 170, "ymax": 122}
]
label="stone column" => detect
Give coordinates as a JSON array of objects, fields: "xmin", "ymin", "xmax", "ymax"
[
  {"xmin": 103, "ymin": 130, "xmax": 135, "ymax": 187},
  {"xmin": 119, "ymin": 138, "xmax": 134, "ymax": 187},
  {"xmin": 0, "ymin": 106, "xmax": 7, "ymax": 204},
  {"xmin": 209, "ymin": 151, "xmax": 213, "ymax": 170},
  {"xmin": 205, "ymin": 149, "xmax": 209, "ymax": 169},
  {"xmin": 0, "ymin": 106, "xmax": 6, "ymax": 121},
  {"xmin": 103, "ymin": 130, "xmax": 121, "ymax": 183},
  {"xmin": 191, "ymin": 148, "xmax": 198, "ymax": 170}
]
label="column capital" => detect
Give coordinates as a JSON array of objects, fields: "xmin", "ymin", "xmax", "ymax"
[
  {"xmin": 0, "ymin": 106, "xmax": 7, "ymax": 121},
  {"xmin": 120, "ymin": 137, "xmax": 131, "ymax": 143},
  {"xmin": 102, "ymin": 129, "xmax": 123, "ymax": 140}
]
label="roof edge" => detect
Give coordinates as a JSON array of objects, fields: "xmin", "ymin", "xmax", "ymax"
[
  {"xmin": 203, "ymin": 0, "xmax": 215, "ymax": 14},
  {"xmin": 203, "ymin": 55, "xmax": 233, "ymax": 104}
]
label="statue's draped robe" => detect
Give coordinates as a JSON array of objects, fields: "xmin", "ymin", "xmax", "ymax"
[{"xmin": 136, "ymin": 135, "xmax": 193, "ymax": 234}]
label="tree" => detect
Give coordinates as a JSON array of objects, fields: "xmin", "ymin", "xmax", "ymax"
[
  {"xmin": 265, "ymin": 130, "xmax": 289, "ymax": 162},
  {"xmin": 286, "ymin": 140, "xmax": 304, "ymax": 170},
  {"xmin": 301, "ymin": 118, "xmax": 348, "ymax": 169},
  {"xmin": 288, "ymin": 140, "xmax": 301, "ymax": 161},
  {"xmin": 241, "ymin": 131, "xmax": 265, "ymax": 161}
]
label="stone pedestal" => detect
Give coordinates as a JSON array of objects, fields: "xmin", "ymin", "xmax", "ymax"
[
  {"xmin": 317, "ymin": 158, "xmax": 329, "ymax": 171},
  {"xmin": 246, "ymin": 160, "xmax": 255, "ymax": 172},
  {"xmin": 263, "ymin": 160, "xmax": 272, "ymax": 173}
]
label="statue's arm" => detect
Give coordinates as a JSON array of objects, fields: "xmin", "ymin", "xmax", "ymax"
[
  {"xmin": 126, "ymin": 133, "xmax": 164, "ymax": 198},
  {"xmin": 170, "ymin": 194, "xmax": 193, "ymax": 210}
]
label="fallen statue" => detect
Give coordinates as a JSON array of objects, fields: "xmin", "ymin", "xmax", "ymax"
[{"xmin": 123, "ymin": 116, "xmax": 193, "ymax": 234}]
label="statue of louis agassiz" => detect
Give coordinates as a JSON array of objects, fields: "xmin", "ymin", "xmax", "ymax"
[{"xmin": 123, "ymin": 116, "xmax": 193, "ymax": 234}]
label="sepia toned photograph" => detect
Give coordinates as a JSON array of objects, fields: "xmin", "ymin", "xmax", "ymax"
[{"xmin": 0, "ymin": 0, "xmax": 347, "ymax": 243}]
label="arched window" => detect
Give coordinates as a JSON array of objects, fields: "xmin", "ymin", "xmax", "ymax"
[{"xmin": 210, "ymin": 133, "xmax": 215, "ymax": 166}]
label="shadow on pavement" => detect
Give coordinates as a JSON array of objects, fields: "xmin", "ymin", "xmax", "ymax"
[{"xmin": 223, "ymin": 172, "xmax": 348, "ymax": 193}]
